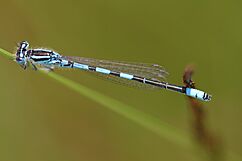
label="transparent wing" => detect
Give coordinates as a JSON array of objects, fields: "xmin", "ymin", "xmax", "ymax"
[
  {"xmin": 62, "ymin": 56, "xmax": 168, "ymax": 81},
  {"xmin": 61, "ymin": 56, "xmax": 168, "ymax": 89},
  {"xmin": 82, "ymin": 70, "xmax": 162, "ymax": 89}
]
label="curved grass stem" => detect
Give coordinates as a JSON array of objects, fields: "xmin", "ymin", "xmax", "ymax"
[{"xmin": 0, "ymin": 47, "xmax": 191, "ymax": 147}]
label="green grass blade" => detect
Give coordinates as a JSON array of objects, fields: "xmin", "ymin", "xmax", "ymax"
[
  {"xmin": 0, "ymin": 47, "xmax": 191, "ymax": 147},
  {"xmin": 44, "ymin": 71, "xmax": 191, "ymax": 147},
  {"xmin": 0, "ymin": 48, "xmax": 14, "ymax": 60}
]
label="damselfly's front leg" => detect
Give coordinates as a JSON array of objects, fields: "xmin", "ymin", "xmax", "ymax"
[{"xmin": 29, "ymin": 60, "xmax": 38, "ymax": 70}]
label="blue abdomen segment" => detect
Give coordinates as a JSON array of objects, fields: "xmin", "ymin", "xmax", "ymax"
[
  {"xmin": 96, "ymin": 67, "xmax": 111, "ymax": 74},
  {"xmin": 185, "ymin": 88, "xmax": 211, "ymax": 101},
  {"xmin": 120, "ymin": 73, "xmax": 134, "ymax": 80},
  {"xmin": 73, "ymin": 63, "xmax": 89, "ymax": 70}
]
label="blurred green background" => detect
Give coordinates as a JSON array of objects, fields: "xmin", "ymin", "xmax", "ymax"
[{"xmin": 0, "ymin": 0, "xmax": 241, "ymax": 160}]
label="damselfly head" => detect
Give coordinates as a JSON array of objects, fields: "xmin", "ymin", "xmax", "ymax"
[
  {"xmin": 16, "ymin": 41, "xmax": 29, "ymax": 68},
  {"xmin": 17, "ymin": 41, "xmax": 29, "ymax": 49}
]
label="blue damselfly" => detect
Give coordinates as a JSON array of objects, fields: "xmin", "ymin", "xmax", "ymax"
[{"xmin": 15, "ymin": 41, "xmax": 211, "ymax": 101}]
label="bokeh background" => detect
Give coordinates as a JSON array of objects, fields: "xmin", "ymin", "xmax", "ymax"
[{"xmin": 0, "ymin": 0, "xmax": 241, "ymax": 161}]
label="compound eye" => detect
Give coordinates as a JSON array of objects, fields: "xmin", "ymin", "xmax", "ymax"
[
  {"xmin": 16, "ymin": 57, "xmax": 22, "ymax": 61},
  {"xmin": 20, "ymin": 41, "xmax": 29, "ymax": 49},
  {"xmin": 16, "ymin": 57, "xmax": 25, "ymax": 64}
]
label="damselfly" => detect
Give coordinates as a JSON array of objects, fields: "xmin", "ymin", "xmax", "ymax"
[{"xmin": 15, "ymin": 41, "xmax": 211, "ymax": 101}]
